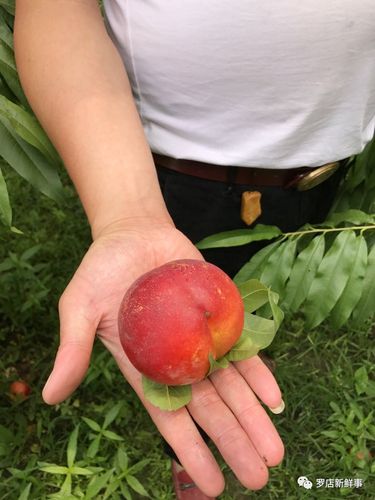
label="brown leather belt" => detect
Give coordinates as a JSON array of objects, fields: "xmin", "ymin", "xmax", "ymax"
[{"xmin": 153, "ymin": 153, "xmax": 346, "ymax": 191}]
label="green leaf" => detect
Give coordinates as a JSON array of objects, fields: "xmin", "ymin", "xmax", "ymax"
[
  {"xmin": 345, "ymin": 141, "xmax": 375, "ymax": 192},
  {"xmin": 116, "ymin": 447, "xmax": 129, "ymax": 472},
  {"xmin": 102, "ymin": 429, "xmax": 124, "ymax": 441},
  {"xmin": 0, "ymin": 39, "xmax": 27, "ymax": 106},
  {"xmin": 126, "ymin": 474, "xmax": 149, "ymax": 497},
  {"xmin": 304, "ymin": 231, "xmax": 358, "ymax": 328},
  {"xmin": 142, "ymin": 376, "xmax": 192, "ymax": 411},
  {"xmin": 87, "ymin": 435, "xmax": 101, "ymax": 459},
  {"xmin": 0, "ymin": 120, "xmax": 65, "ymax": 203},
  {"xmin": 120, "ymin": 482, "xmax": 132, "ymax": 500},
  {"xmin": 67, "ymin": 426, "xmax": 79, "ymax": 468},
  {"xmin": 18, "ymin": 482, "xmax": 32, "ymax": 500},
  {"xmin": 326, "ymin": 210, "xmax": 375, "ymax": 226},
  {"xmin": 330, "ymin": 235, "xmax": 368, "ymax": 329},
  {"xmin": 268, "ymin": 289, "xmax": 284, "ymax": 332},
  {"xmin": 207, "ymin": 353, "xmax": 230, "ymax": 375},
  {"xmin": 127, "ymin": 459, "xmax": 150, "ymax": 475},
  {"xmin": 226, "ymin": 312, "xmax": 275, "ymax": 362},
  {"xmin": 354, "ymin": 366, "xmax": 369, "ymax": 396},
  {"xmin": 0, "ymin": 96, "xmax": 60, "ymax": 163},
  {"xmin": 236, "ymin": 279, "xmax": 269, "ymax": 313},
  {"xmin": 21, "ymin": 244, "xmax": 41, "ymax": 261},
  {"xmin": 81, "ymin": 417, "xmax": 101, "ymax": 433},
  {"xmin": 103, "ymin": 402, "xmax": 122, "ymax": 429},
  {"xmin": 69, "ymin": 466, "xmax": 94, "ymax": 476},
  {"xmin": 234, "ymin": 240, "xmax": 282, "ymax": 283},
  {"xmin": 0, "ymin": 13, "xmax": 13, "ymax": 49},
  {"xmin": 39, "ymin": 465, "xmax": 69, "ymax": 475},
  {"xmin": 85, "ymin": 471, "xmax": 113, "ymax": 500},
  {"xmin": 283, "ymin": 234, "xmax": 325, "ymax": 312},
  {"xmin": 0, "ymin": 164, "xmax": 11, "ymax": 225},
  {"xmin": 352, "ymin": 244, "xmax": 375, "ymax": 325},
  {"xmin": 259, "ymin": 238, "xmax": 297, "ymax": 295},
  {"xmin": 0, "ymin": 1, "xmax": 15, "ymax": 16},
  {"xmin": 196, "ymin": 224, "xmax": 281, "ymax": 249}
]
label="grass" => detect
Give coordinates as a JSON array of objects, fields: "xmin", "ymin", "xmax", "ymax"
[{"xmin": 1, "ymin": 171, "xmax": 374, "ymax": 499}]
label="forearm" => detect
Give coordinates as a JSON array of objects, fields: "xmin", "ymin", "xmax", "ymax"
[{"xmin": 14, "ymin": 0, "xmax": 171, "ymax": 238}]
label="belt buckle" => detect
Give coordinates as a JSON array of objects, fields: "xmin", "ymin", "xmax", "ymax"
[{"xmin": 296, "ymin": 161, "xmax": 340, "ymax": 191}]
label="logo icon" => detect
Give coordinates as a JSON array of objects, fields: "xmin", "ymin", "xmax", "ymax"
[{"xmin": 297, "ymin": 476, "xmax": 313, "ymax": 489}]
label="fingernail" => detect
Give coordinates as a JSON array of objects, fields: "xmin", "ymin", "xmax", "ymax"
[{"xmin": 269, "ymin": 399, "xmax": 285, "ymax": 414}]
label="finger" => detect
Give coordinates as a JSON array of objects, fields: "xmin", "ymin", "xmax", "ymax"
[
  {"xmin": 209, "ymin": 363, "xmax": 284, "ymax": 467},
  {"xmin": 42, "ymin": 288, "xmax": 100, "ymax": 405},
  {"xmin": 188, "ymin": 378, "xmax": 269, "ymax": 491},
  {"xmin": 107, "ymin": 347, "xmax": 225, "ymax": 498},
  {"xmin": 234, "ymin": 355, "xmax": 283, "ymax": 410}
]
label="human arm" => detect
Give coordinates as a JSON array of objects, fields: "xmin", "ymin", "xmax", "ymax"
[{"xmin": 14, "ymin": 1, "xmax": 284, "ymax": 495}]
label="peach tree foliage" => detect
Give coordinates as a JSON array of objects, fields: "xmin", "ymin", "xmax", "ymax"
[
  {"xmin": 197, "ymin": 140, "xmax": 375, "ymax": 331},
  {"xmin": 0, "ymin": 4, "xmax": 374, "ymax": 333}
]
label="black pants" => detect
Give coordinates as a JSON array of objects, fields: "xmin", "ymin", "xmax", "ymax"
[
  {"xmin": 157, "ymin": 164, "xmax": 344, "ymax": 276},
  {"xmin": 156, "ymin": 164, "xmax": 344, "ymax": 461}
]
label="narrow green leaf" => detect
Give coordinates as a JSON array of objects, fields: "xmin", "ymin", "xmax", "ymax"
[
  {"xmin": 39, "ymin": 465, "xmax": 68, "ymax": 475},
  {"xmin": 259, "ymin": 238, "xmax": 297, "ymax": 294},
  {"xmin": 59, "ymin": 473, "xmax": 72, "ymax": 496},
  {"xmin": 0, "ymin": 1, "xmax": 15, "ymax": 15},
  {"xmin": 0, "ymin": 164, "xmax": 11, "ymax": 225},
  {"xmin": 85, "ymin": 470, "xmax": 113, "ymax": 500},
  {"xmin": 304, "ymin": 231, "xmax": 358, "ymax": 328},
  {"xmin": 120, "ymin": 482, "xmax": 132, "ymax": 500},
  {"xmin": 345, "ymin": 141, "xmax": 375, "ymax": 192},
  {"xmin": 237, "ymin": 279, "xmax": 269, "ymax": 313},
  {"xmin": 196, "ymin": 224, "xmax": 281, "ymax": 249},
  {"xmin": 102, "ymin": 429, "xmax": 124, "ymax": 441},
  {"xmin": 0, "ymin": 14, "xmax": 13, "ymax": 49},
  {"xmin": 127, "ymin": 459, "xmax": 150, "ymax": 475},
  {"xmin": 0, "ymin": 40, "xmax": 27, "ymax": 106},
  {"xmin": 352, "ymin": 244, "xmax": 375, "ymax": 325},
  {"xmin": 21, "ymin": 244, "xmax": 41, "ymax": 261},
  {"xmin": 142, "ymin": 376, "xmax": 192, "ymax": 411},
  {"xmin": 0, "ymin": 120, "xmax": 65, "ymax": 203},
  {"xmin": 330, "ymin": 235, "xmax": 368, "ymax": 329},
  {"xmin": 354, "ymin": 366, "xmax": 369, "ymax": 396},
  {"xmin": 87, "ymin": 435, "xmax": 101, "ymax": 459},
  {"xmin": 103, "ymin": 402, "xmax": 122, "ymax": 429},
  {"xmin": 326, "ymin": 210, "xmax": 375, "ymax": 226},
  {"xmin": 268, "ymin": 289, "xmax": 284, "ymax": 332},
  {"xmin": 116, "ymin": 447, "xmax": 129, "ymax": 472},
  {"xmin": 18, "ymin": 482, "xmax": 32, "ymax": 500},
  {"xmin": 126, "ymin": 474, "xmax": 149, "ymax": 497},
  {"xmin": 67, "ymin": 426, "xmax": 79, "ymax": 468},
  {"xmin": 0, "ymin": 96, "xmax": 60, "ymax": 163},
  {"xmin": 69, "ymin": 466, "xmax": 94, "ymax": 476},
  {"xmin": 207, "ymin": 353, "xmax": 230, "ymax": 375},
  {"xmin": 81, "ymin": 417, "xmax": 101, "ymax": 433},
  {"xmin": 283, "ymin": 234, "xmax": 325, "ymax": 312},
  {"xmin": 234, "ymin": 240, "xmax": 282, "ymax": 283}
]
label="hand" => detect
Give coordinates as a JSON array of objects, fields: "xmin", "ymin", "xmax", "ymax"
[{"xmin": 42, "ymin": 219, "xmax": 284, "ymax": 496}]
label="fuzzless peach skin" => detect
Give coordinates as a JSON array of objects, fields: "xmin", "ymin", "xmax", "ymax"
[{"xmin": 118, "ymin": 259, "xmax": 244, "ymax": 385}]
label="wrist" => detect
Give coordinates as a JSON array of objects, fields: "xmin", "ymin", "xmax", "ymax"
[{"xmin": 91, "ymin": 212, "xmax": 175, "ymax": 241}]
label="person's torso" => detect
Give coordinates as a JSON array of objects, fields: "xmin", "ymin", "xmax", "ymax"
[{"xmin": 104, "ymin": 0, "xmax": 375, "ymax": 168}]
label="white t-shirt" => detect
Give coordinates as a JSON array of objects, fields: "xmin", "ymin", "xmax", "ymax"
[{"xmin": 104, "ymin": 0, "xmax": 375, "ymax": 168}]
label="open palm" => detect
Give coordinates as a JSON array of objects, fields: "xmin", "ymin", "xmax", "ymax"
[{"xmin": 43, "ymin": 220, "xmax": 284, "ymax": 496}]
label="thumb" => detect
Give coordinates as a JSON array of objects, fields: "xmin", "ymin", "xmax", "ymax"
[{"xmin": 42, "ymin": 289, "xmax": 100, "ymax": 405}]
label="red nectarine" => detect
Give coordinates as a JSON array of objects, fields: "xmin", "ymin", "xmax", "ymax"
[
  {"xmin": 118, "ymin": 259, "xmax": 244, "ymax": 385},
  {"xmin": 10, "ymin": 380, "xmax": 31, "ymax": 398}
]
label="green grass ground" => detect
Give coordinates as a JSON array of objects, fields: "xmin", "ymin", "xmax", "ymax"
[{"xmin": 1, "ymin": 172, "xmax": 374, "ymax": 499}]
